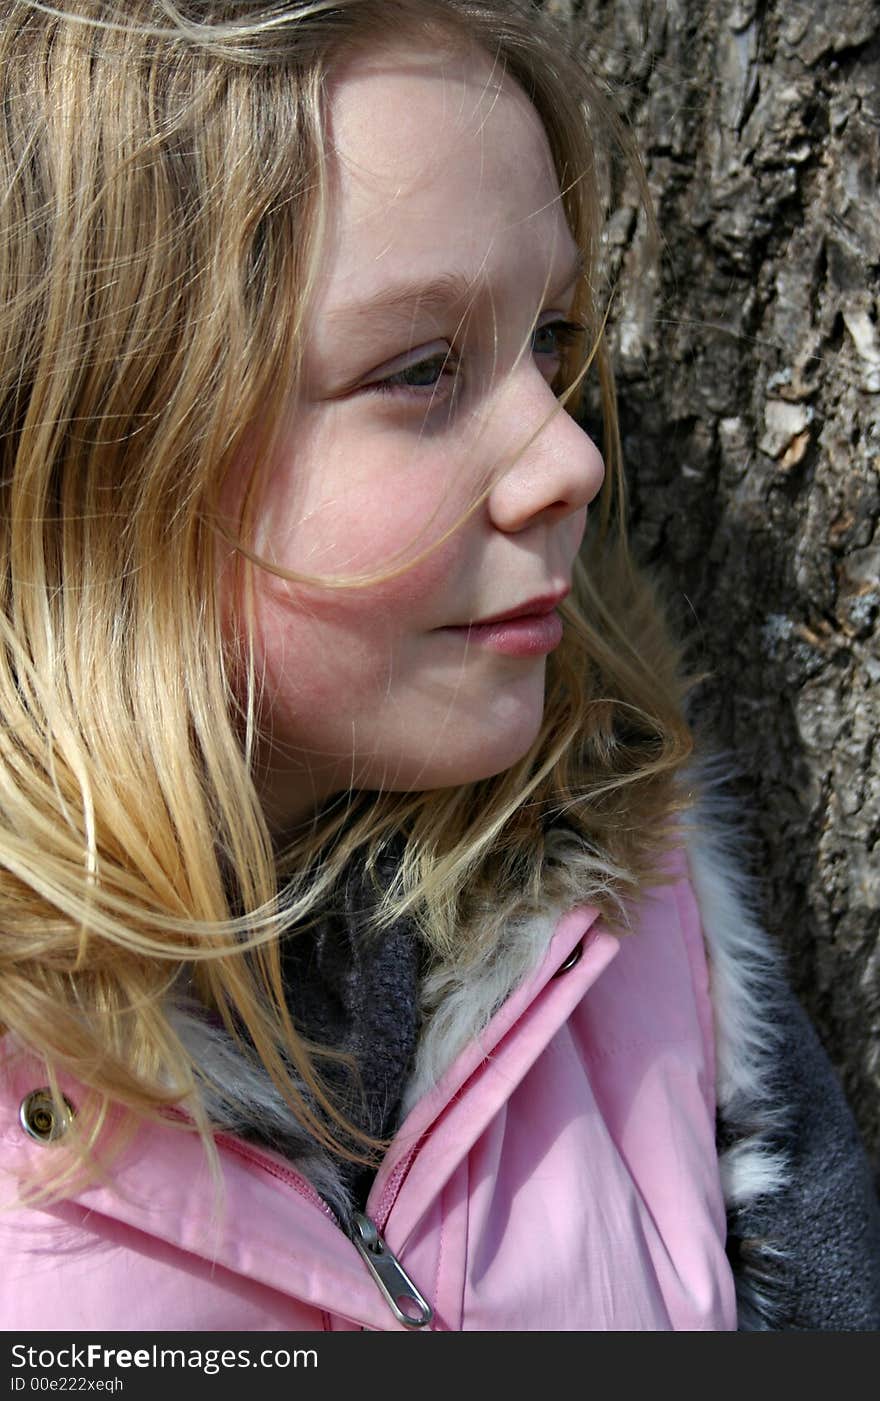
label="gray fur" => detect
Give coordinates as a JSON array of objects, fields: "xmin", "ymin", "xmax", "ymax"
[{"xmin": 168, "ymin": 1005, "xmax": 356, "ymax": 1226}]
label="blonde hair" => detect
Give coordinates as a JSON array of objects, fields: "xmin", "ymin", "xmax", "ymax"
[{"xmin": 0, "ymin": 0, "xmax": 692, "ymax": 1181}]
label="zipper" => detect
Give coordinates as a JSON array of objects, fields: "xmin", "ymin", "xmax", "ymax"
[
  {"xmin": 350, "ymin": 1211, "xmax": 433, "ymax": 1329},
  {"xmin": 219, "ymin": 1134, "xmax": 340, "ymax": 1223},
  {"xmin": 372, "ymin": 1140, "xmax": 421, "ymax": 1233},
  {"xmin": 225, "ymin": 1136, "xmax": 433, "ymax": 1329}
]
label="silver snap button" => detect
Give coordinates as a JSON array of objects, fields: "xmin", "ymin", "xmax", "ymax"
[
  {"xmin": 554, "ymin": 941, "xmax": 583, "ymax": 977},
  {"xmin": 19, "ymin": 1089, "xmax": 75, "ymax": 1143}
]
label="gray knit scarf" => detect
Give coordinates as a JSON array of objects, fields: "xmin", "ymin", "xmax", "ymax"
[{"xmin": 275, "ymin": 860, "xmax": 422, "ymax": 1205}]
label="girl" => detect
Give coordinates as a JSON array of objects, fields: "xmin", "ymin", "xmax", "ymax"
[{"xmin": 0, "ymin": 0, "xmax": 877, "ymax": 1332}]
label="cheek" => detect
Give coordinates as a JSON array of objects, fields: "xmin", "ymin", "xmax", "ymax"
[
  {"xmin": 255, "ymin": 537, "xmax": 461, "ymax": 632},
  {"xmin": 261, "ymin": 481, "xmax": 465, "ymax": 582},
  {"xmin": 256, "ymin": 408, "xmax": 468, "ymax": 574},
  {"xmin": 219, "ymin": 408, "xmax": 482, "ymax": 727},
  {"xmin": 248, "ymin": 532, "xmax": 468, "ymax": 700}
]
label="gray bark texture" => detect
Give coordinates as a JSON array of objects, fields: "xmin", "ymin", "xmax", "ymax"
[{"xmin": 544, "ymin": 0, "xmax": 879, "ymax": 1174}]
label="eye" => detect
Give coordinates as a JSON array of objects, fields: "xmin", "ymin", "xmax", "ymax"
[
  {"xmin": 364, "ymin": 346, "xmax": 458, "ymax": 399},
  {"xmin": 532, "ymin": 318, "xmax": 586, "ymax": 363}
]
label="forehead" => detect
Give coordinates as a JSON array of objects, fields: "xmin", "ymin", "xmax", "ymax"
[{"xmin": 318, "ymin": 39, "xmax": 577, "ymax": 313}]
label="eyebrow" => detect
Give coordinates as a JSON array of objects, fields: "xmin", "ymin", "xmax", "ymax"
[{"xmin": 325, "ymin": 248, "xmax": 586, "ymax": 335}]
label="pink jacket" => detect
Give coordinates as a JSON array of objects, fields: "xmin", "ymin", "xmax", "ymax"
[{"xmin": 0, "ymin": 846, "xmax": 738, "ymax": 1331}]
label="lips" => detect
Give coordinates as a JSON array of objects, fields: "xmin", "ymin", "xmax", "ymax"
[
  {"xmin": 436, "ymin": 587, "xmax": 570, "ymax": 660},
  {"xmin": 468, "ymin": 588, "xmax": 570, "ymax": 628}
]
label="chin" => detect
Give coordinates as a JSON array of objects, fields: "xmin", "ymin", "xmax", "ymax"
[{"xmin": 399, "ymin": 700, "xmax": 547, "ymax": 792}]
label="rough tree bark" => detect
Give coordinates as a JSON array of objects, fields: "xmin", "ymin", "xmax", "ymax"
[{"xmin": 545, "ymin": 0, "xmax": 879, "ymax": 1173}]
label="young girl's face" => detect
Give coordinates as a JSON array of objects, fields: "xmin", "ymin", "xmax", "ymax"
[{"xmin": 233, "ymin": 37, "xmax": 605, "ymax": 831}]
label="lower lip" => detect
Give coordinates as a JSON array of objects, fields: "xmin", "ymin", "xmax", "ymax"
[{"xmin": 441, "ymin": 610, "xmax": 564, "ymax": 658}]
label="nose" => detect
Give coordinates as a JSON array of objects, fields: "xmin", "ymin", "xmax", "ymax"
[{"xmin": 486, "ymin": 372, "xmax": 605, "ymax": 533}]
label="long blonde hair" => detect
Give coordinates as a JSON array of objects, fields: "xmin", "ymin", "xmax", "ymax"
[{"xmin": 0, "ymin": 0, "xmax": 692, "ymax": 1177}]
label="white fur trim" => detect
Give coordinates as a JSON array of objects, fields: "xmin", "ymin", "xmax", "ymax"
[
  {"xmin": 400, "ymin": 907, "xmax": 562, "ymax": 1115},
  {"xmin": 683, "ymin": 797, "xmax": 791, "ymax": 1328},
  {"xmin": 684, "ymin": 813, "xmax": 789, "ymax": 1192}
]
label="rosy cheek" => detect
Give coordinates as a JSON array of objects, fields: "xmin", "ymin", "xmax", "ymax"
[
  {"xmin": 260, "ymin": 457, "xmax": 473, "ymax": 597},
  {"xmin": 256, "ymin": 530, "xmax": 466, "ymax": 637},
  {"xmin": 220, "ymin": 404, "xmax": 478, "ymax": 649}
]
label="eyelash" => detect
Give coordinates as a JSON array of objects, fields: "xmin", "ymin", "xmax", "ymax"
[{"xmin": 365, "ymin": 319, "xmax": 586, "ymax": 399}]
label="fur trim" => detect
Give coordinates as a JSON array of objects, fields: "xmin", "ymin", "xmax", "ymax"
[
  {"xmin": 400, "ymin": 906, "xmax": 561, "ymax": 1115},
  {"xmin": 167, "ymin": 838, "xmax": 614, "ymax": 1223},
  {"xmin": 168, "ymin": 897, "xmax": 577, "ymax": 1219},
  {"xmin": 402, "ymin": 786, "xmax": 796, "ymax": 1328},
  {"xmin": 682, "ymin": 791, "xmax": 791, "ymax": 1330},
  {"xmin": 168, "ymin": 1004, "xmax": 356, "ymax": 1227},
  {"xmin": 402, "ymin": 828, "xmax": 629, "ymax": 1113},
  {"xmin": 168, "ymin": 776, "xmax": 795, "ymax": 1331}
]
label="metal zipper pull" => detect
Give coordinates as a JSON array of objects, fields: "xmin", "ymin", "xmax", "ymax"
[{"xmin": 350, "ymin": 1211, "xmax": 433, "ymax": 1329}]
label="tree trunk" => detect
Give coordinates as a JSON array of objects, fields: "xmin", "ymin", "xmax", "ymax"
[{"xmin": 547, "ymin": 0, "xmax": 879, "ymax": 1173}]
